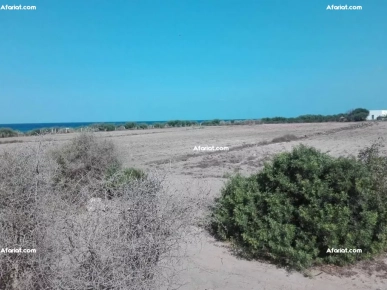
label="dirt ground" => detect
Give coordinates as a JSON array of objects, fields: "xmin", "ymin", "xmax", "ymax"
[{"xmin": 2, "ymin": 122, "xmax": 387, "ymax": 290}]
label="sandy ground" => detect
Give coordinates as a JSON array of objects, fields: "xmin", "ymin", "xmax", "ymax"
[{"xmin": 2, "ymin": 122, "xmax": 387, "ymax": 290}]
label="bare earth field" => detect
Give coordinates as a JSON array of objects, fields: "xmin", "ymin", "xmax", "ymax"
[{"xmin": 2, "ymin": 122, "xmax": 387, "ymax": 290}]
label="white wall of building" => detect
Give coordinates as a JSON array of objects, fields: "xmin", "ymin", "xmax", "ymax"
[{"xmin": 367, "ymin": 110, "xmax": 387, "ymax": 120}]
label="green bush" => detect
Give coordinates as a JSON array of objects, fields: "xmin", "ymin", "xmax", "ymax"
[
  {"xmin": 166, "ymin": 120, "xmax": 182, "ymax": 127},
  {"xmin": 165, "ymin": 120, "xmax": 200, "ymax": 127},
  {"xmin": 347, "ymin": 108, "xmax": 369, "ymax": 122},
  {"xmin": 153, "ymin": 123, "xmax": 165, "ymax": 128},
  {"xmin": 137, "ymin": 123, "xmax": 148, "ymax": 129},
  {"xmin": 105, "ymin": 167, "xmax": 147, "ymax": 194},
  {"xmin": 211, "ymin": 144, "xmax": 387, "ymax": 270},
  {"xmin": 202, "ymin": 119, "xmax": 221, "ymax": 126},
  {"xmin": 124, "ymin": 122, "xmax": 137, "ymax": 129},
  {"xmin": 259, "ymin": 109, "xmax": 370, "ymax": 124},
  {"xmin": 0, "ymin": 128, "xmax": 19, "ymax": 138},
  {"xmin": 92, "ymin": 123, "xmax": 116, "ymax": 131}
]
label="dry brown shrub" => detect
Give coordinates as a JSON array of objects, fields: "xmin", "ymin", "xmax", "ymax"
[
  {"xmin": 271, "ymin": 134, "xmax": 299, "ymax": 143},
  {"xmin": 0, "ymin": 134, "xmax": 208, "ymax": 290}
]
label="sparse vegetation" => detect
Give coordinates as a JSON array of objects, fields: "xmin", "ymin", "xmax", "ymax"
[
  {"xmin": 137, "ymin": 123, "xmax": 149, "ymax": 129},
  {"xmin": 152, "ymin": 122, "xmax": 165, "ymax": 128},
  {"xmin": 201, "ymin": 119, "xmax": 221, "ymax": 126},
  {"xmin": 0, "ymin": 140, "xmax": 23, "ymax": 145},
  {"xmin": 166, "ymin": 120, "xmax": 198, "ymax": 127},
  {"xmin": 124, "ymin": 122, "xmax": 137, "ymax": 129},
  {"xmin": 0, "ymin": 128, "xmax": 19, "ymax": 138},
  {"xmin": 261, "ymin": 108, "xmax": 369, "ymax": 124},
  {"xmin": 26, "ymin": 128, "xmax": 42, "ymax": 136},
  {"xmin": 105, "ymin": 167, "xmax": 147, "ymax": 198},
  {"xmin": 210, "ymin": 143, "xmax": 387, "ymax": 271},
  {"xmin": 0, "ymin": 133, "xmax": 205, "ymax": 289},
  {"xmin": 0, "ymin": 108, "xmax": 373, "ymax": 137},
  {"xmin": 271, "ymin": 134, "xmax": 299, "ymax": 143},
  {"xmin": 91, "ymin": 123, "xmax": 116, "ymax": 131},
  {"xmin": 50, "ymin": 133, "xmax": 121, "ymax": 202}
]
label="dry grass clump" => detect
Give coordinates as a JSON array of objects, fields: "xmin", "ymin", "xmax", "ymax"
[
  {"xmin": 51, "ymin": 133, "xmax": 120, "ymax": 185},
  {"xmin": 50, "ymin": 134, "xmax": 121, "ymax": 204},
  {"xmin": 271, "ymin": 134, "xmax": 299, "ymax": 143},
  {"xmin": 0, "ymin": 143, "xmax": 55, "ymax": 289},
  {"xmin": 0, "ymin": 133, "xmax": 207, "ymax": 290}
]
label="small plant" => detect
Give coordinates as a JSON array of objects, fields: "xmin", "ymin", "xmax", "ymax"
[{"xmin": 105, "ymin": 167, "xmax": 147, "ymax": 198}]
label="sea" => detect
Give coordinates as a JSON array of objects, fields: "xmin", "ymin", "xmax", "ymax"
[{"xmin": 0, "ymin": 120, "xmax": 241, "ymax": 133}]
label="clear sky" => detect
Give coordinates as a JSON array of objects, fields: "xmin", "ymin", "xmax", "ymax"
[{"xmin": 0, "ymin": 0, "xmax": 386, "ymax": 123}]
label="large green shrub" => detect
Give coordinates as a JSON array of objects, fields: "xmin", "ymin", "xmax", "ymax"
[{"xmin": 211, "ymin": 144, "xmax": 387, "ymax": 270}]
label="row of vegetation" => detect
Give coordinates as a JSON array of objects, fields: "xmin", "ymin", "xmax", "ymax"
[
  {"xmin": 261, "ymin": 108, "xmax": 370, "ymax": 123},
  {"xmin": 1, "ymin": 108, "xmax": 385, "ymax": 138},
  {"xmin": 210, "ymin": 141, "xmax": 387, "ymax": 271}
]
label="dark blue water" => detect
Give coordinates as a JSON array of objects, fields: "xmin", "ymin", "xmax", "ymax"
[
  {"xmin": 0, "ymin": 121, "xmax": 160, "ymax": 132},
  {"xmin": 0, "ymin": 120, "xmax": 240, "ymax": 132}
]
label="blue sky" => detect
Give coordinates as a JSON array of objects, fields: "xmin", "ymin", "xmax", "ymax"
[{"xmin": 0, "ymin": 0, "xmax": 386, "ymax": 123}]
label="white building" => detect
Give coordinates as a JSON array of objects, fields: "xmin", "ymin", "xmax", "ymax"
[{"xmin": 366, "ymin": 110, "xmax": 387, "ymax": 121}]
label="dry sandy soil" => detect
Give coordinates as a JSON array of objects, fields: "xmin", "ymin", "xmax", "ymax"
[{"xmin": 2, "ymin": 122, "xmax": 387, "ymax": 290}]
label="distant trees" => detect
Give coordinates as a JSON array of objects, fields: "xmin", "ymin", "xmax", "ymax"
[
  {"xmin": 201, "ymin": 119, "xmax": 221, "ymax": 126},
  {"xmin": 166, "ymin": 120, "xmax": 198, "ymax": 127},
  {"xmin": 260, "ymin": 108, "xmax": 369, "ymax": 124},
  {"xmin": 92, "ymin": 123, "xmax": 116, "ymax": 131},
  {"xmin": 124, "ymin": 122, "xmax": 137, "ymax": 129},
  {"xmin": 0, "ymin": 108, "xmax": 372, "ymax": 140},
  {"xmin": 346, "ymin": 108, "xmax": 369, "ymax": 122},
  {"xmin": 137, "ymin": 123, "xmax": 148, "ymax": 129},
  {"xmin": 261, "ymin": 114, "xmax": 342, "ymax": 123},
  {"xmin": 153, "ymin": 123, "xmax": 165, "ymax": 128}
]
